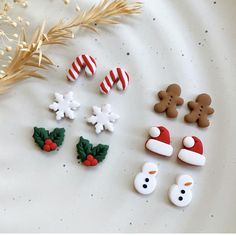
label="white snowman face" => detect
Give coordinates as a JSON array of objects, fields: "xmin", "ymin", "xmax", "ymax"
[
  {"xmin": 169, "ymin": 174, "xmax": 194, "ymax": 207},
  {"xmin": 134, "ymin": 162, "xmax": 158, "ymax": 195}
]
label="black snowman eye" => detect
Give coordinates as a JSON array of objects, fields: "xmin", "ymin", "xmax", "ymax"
[
  {"xmin": 181, "ymin": 190, "xmax": 185, "ymax": 194},
  {"xmin": 178, "ymin": 196, "xmax": 183, "ymax": 201},
  {"xmin": 145, "ymin": 178, "xmax": 149, "ymax": 182},
  {"xmin": 143, "ymin": 184, "xmax": 147, "ymax": 188}
]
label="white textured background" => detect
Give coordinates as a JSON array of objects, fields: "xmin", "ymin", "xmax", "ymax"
[{"xmin": 0, "ymin": 0, "xmax": 236, "ymax": 233}]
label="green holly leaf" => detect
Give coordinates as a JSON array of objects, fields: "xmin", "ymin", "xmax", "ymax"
[
  {"xmin": 76, "ymin": 136, "xmax": 93, "ymax": 162},
  {"xmin": 92, "ymin": 144, "xmax": 109, "ymax": 163},
  {"xmin": 49, "ymin": 128, "xmax": 65, "ymax": 146},
  {"xmin": 33, "ymin": 127, "xmax": 49, "ymax": 149}
]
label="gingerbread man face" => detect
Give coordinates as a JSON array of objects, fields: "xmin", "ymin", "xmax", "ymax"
[
  {"xmin": 185, "ymin": 93, "xmax": 214, "ymax": 128},
  {"xmin": 154, "ymin": 84, "xmax": 184, "ymax": 118},
  {"xmin": 196, "ymin": 94, "xmax": 212, "ymax": 106},
  {"xmin": 166, "ymin": 84, "xmax": 181, "ymax": 96}
]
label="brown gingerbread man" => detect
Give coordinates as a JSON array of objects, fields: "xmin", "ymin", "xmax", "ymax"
[
  {"xmin": 184, "ymin": 93, "xmax": 214, "ymax": 128},
  {"xmin": 154, "ymin": 84, "xmax": 184, "ymax": 118}
]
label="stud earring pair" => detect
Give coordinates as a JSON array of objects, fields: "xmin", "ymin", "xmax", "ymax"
[
  {"xmin": 66, "ymin": 54, "xmax": 130, "ymax": 94},
  {"xmin": 134, "ymin": 162, "xmax": 194, "ymax": 207},
  {"xmin": 145, "ymin": 126, "xmax": 206, "ymax": 166},
  {"xmin": 32, "ymin": 128, "xmax": 109, "ymax": 167},
  {"xmin": 153, "ymin": 83, "xmax": 214, "ymax": 128}
]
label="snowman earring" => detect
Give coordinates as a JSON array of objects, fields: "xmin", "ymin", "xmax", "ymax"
[
  {"xmin": 134, "ymin": 162, "xmax": 158, "ymax": 195},
  {"xmin": 168, "ymin": 174, "xmax": 194, "ymax": 207}
]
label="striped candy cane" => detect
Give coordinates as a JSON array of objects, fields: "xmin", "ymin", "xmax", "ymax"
[
  {"xmin": 100, "ymin": 68, "xmax": 130, "ymax": 94},
  {"xmin": 66, "ymin": 54, "xmax": 97, "ymax": 82}
]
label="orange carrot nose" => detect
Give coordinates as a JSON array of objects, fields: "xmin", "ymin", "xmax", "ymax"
[
  {"xmin": 184, "ymin": 182, "xmax": 192, "ymax": 186},
  {"xmin": 149, "ymin": 170, "xmax": 157, "ymax": 175}
]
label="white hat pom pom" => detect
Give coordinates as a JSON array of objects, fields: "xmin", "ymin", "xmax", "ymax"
[
  {"xmin": 183, "ymin": 136, "xmax": 195, "ymax": 148},
  {"xmin": 149, "ymin": 127, "xmax": 160, "ymax": 138}
]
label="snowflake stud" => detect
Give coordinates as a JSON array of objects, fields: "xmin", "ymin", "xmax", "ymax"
[
  {"xmin": 87, "ymin": 104, "xmax": 120, "ymax": 134},
  {"xmin": 49, "ymin": 91, "xmax": 80, "ymax": 120}
]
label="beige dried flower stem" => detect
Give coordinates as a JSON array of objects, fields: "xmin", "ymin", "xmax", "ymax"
[
  {"xmin": 44, "ymin": 0, "xmax": 141, "ymax": 44},
  {"xmin": 0, "ymin": 0, "xmax": 142, "ymax": 94},
  {"xmin": 0, "ymin": 22, "xmax": 53, "ymax": 93}
]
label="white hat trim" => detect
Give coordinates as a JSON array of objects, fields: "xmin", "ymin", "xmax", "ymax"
[
  {"xmin": 146, "ymin": 139, "xmax": 173, "ymax": 157},
  {"xmin": 178, "ymin": 149, "xmax": 206, "ymax": 166}
]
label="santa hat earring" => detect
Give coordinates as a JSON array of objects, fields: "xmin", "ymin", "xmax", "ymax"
[
  {"xmin": 178, "ymin": 136, "xmax": 206, "ymax": 166},
  {"xmin": 145, "ymin": 126, "xmax": 173, "ymax": 157}
]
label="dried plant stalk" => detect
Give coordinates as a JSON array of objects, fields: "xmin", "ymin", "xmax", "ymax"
[
  {"xmin": 0, "ymin": 0, "xmax": 141, "ymax": 94},
  {"xmin": 0, "ymin": 22, "xmax": 53, "ymax": 93}
]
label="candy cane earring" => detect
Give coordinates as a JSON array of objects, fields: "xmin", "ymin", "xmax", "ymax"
[
  {"xmin": 66, "ymin": 54, "xmax": 97, "ymax": 81},
  {"xmin": 100, "ymin": 68, "xmax": 130, "ymax": 94}
]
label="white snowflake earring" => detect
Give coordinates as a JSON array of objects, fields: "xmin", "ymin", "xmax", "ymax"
[
  {"xmin": 49, "ymin": 91, "xmax": 80, "ymax": 120},
  {"xmin": 87, "ymin": 104, "xmax": 120, "ymax": 134}
]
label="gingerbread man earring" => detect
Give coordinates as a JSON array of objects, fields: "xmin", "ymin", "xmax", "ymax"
[
  {"xmin": 184, "ymin": 93, "xmax": 214, "ymax": 128},
  {"xmin": 154, "ymin": 84, "xmax": 184, "ymax": 118}
]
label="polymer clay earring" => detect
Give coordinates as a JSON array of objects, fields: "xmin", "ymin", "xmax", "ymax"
[
  {"xmin": 49, "ymin": 91, "xmax": 80, "ymax": 121},
  {"xmin": 145, "ymin": 126, "xmax": 173, "ymax": 157},
  {"xmin": 154, "ymin": 83, "xmax": 184, "ymax": 118},
  {"xmin": 134, "ymin": 162, "xmax": 158, "ymax": 195},
  {"xmin": 76, "ymin": 136, "xmax": 109, "ymax": 167},
  {"xmin": 33, "ymin": 127, "xmax": 65, "ymax": 152},
  {"xmin": 87, "ymin": 104, "xmax": 120, "ymax": 134},
  {"xmin": 100, "ymin": 68, "xmax": 130, "ymax": 94},
  {"xmin": 178, "ymin": 136, "xmax": 206, "ymax": 166},
  {"xmin": 66, "ymin": 54, "xmax": 97, "ymax": 81},
  {"xmin": 169, "ymin": 174, "xmax": 194, "ymax": 207},
  {"xmin": 184, "ymin": 93, "xmax": 214, "ymax": 128}
]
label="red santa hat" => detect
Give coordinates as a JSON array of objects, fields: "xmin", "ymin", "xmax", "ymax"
[
  {"xmin": 145, "ymin": 126, "xmax": 173, "ymax": 157},
  {"xmin": 178, "ymin": 136, "xmax": 206, "ymax": 166}
]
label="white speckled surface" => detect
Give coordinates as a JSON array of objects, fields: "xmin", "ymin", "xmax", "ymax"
[{"xmin": 0, "ymin": 0, "xmax": 236, "ymax": 233}]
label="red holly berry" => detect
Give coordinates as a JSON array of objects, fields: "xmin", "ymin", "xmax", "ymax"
[
  {"xmin": 87, "ymin": 154, "xmax": 94, "ymax": 161},
  {"xmin": 50, "ymin": 142, "xmax": 57, "ymax": 150},
  {"xmin": 45, "ymin": 139, "xmax": 53, "ymax": 145},
  {"xmin": 91, "ymin": 159, "xmax": 98, "ymax": 166},
  {"xmin": 43, "ymin": 144, "xmax": 51, "ymax": 152},
  {"xmin": 83, "ymin": 160, "xmax": 91, "ymax": 166}
]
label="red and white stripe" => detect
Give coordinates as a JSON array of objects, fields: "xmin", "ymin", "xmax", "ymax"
[
  {"xmin": 100, "ymin": 68, "xmax": 130, "ymax": 94},
  {"xmin": 66, "ymin": 54, "xmax": 97, "ymax": 82}
]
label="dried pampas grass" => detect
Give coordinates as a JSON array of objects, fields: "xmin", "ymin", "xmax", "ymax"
[{"xmin": 0, "ymin": 0, "xmax": 142, "ymax": 94}]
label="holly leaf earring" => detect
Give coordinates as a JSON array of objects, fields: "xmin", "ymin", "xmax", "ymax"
[
  {"xmin": 76, "ymin": 136, "xmax": 109, "ymax": 167},
  {"xmin": 33, "ymin": 127, "xmax": 65, "ymax": 152}
]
